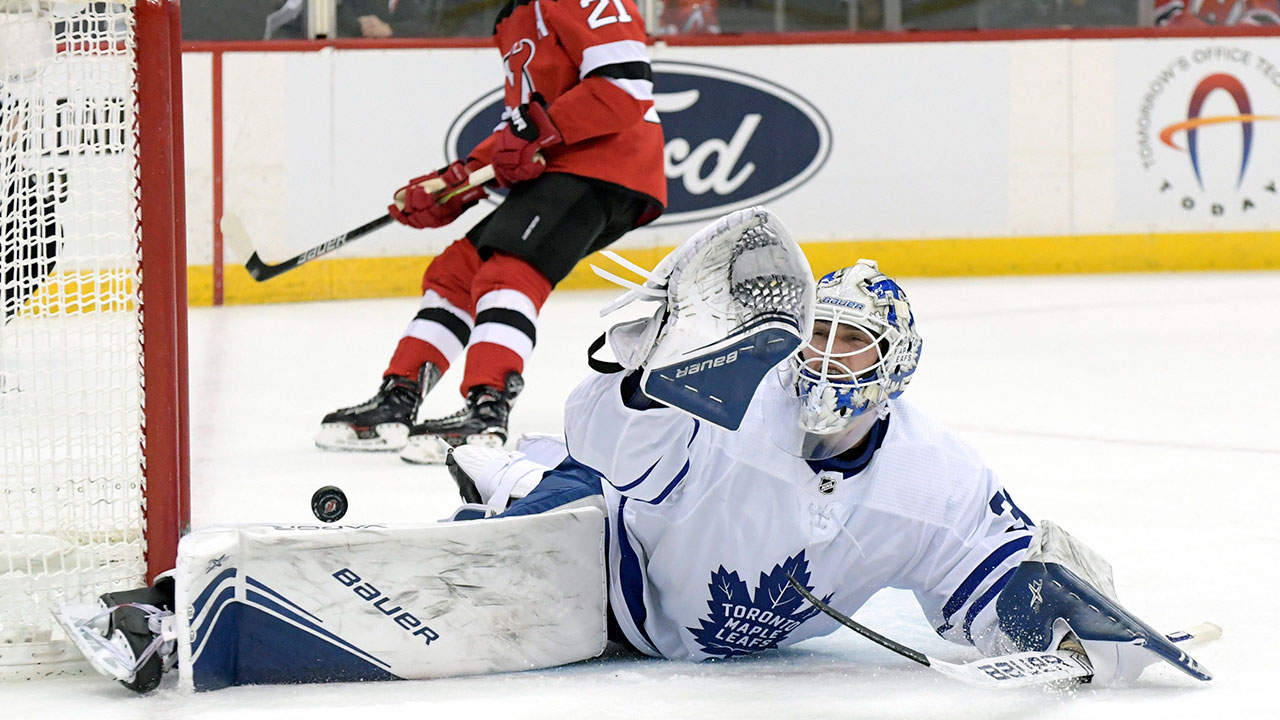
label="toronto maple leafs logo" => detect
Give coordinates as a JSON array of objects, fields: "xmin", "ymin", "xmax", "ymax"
[{"xmin": 687, "ymin": 550, "xmax": 833, "ymax": 659}]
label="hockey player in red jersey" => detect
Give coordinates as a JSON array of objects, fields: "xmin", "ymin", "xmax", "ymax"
[{"xmin": 315, "ymin": 0, "xmax": 666, "ymax": 462}]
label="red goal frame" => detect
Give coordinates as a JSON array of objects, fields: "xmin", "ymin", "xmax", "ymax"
[{"xmin": 136, "ymin": 0, "xmax": 191, "ymax": 583}]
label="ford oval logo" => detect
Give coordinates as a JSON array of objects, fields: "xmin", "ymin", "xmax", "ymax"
[{"xmin": 444, "ymin": 60, "xmax": 831, "ymax": 227}]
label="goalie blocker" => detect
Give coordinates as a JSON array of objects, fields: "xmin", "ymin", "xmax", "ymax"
[{"xmin": 58, "ymin": 506, "xmax": 607, "ymax": 691}]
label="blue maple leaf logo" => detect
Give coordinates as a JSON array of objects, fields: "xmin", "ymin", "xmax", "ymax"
[{"xmin": 686, "ymin": 550, "xmax": 833, "ymax": 659}]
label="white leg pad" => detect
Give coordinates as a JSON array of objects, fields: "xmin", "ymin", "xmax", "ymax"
[{"xmin": 174, "ymin": 506, "xmax": 606, "ymax": 691}]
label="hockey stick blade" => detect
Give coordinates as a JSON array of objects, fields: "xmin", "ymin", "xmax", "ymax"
[
  {"xmin": 1166, "ymin": 622, "xmax": 1222, "ymax": 646},
  {"xmin": 221, "ymin": 212, "xmax": 394, "ymax": 282}
]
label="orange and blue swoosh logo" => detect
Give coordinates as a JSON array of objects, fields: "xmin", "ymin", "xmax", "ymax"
[{"xmin": 1159, "ymin": 73, "xmax": 1280, "ymax": 189}]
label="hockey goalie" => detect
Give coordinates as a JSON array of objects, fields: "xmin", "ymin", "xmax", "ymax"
[{"xmin": 56, "ymin": 207, "xmax": 1214, "ymax": 693}]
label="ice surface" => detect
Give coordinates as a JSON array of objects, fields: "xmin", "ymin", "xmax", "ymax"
[{"xmin": 3, "ymin": 270, "xmax": 1277, "ymax": 718}]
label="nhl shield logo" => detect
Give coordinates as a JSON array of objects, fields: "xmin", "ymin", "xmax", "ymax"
[{"xmin": 817, "ymin": 471, "xmax": 839, "ymax": 495}]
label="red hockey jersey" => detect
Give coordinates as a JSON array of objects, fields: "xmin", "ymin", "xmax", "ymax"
[{"xmin": 467, "ymin": 0, "xmax": 667, "ymax": 212}]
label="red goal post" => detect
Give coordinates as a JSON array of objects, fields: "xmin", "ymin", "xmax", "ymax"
[{"xmin": 0, "ymin": 0, "xmax": 189, "ymax": 677}]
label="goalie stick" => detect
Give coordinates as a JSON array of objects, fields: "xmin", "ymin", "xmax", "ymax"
[
  {"xmin": 785, "ymin": 574, "xmax": 1221, "ymax": 689},
  {"xmin": 221, "ymin": 164, "xmax": 496, "ymax": 282}
]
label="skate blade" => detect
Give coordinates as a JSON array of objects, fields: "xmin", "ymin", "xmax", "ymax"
[
  {"xmin": 399, "ymin": 436, "xmax": 453, "ymax": 465},
  {"xmin": 314, "ymin": 422, "xmax": 410, "ymax": 451},
  {"xmin": 400, "ymin": 433, "xmax": 505, "ymax": 465},
  {"xmin": 51, "ymin": 604, "xmax": 136, "ymax": 683}
]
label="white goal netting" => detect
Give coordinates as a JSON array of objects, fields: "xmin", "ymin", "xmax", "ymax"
[{"xmin": 1, "ymin": 1, "xmax": 147, "ymax": 676}]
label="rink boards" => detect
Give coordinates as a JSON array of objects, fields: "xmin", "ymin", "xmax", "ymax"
[{"xmin": 30, "ymin": 33, "xmax": 1280, "ymax": 307}]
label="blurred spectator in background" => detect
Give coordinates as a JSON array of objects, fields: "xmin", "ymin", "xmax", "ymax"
[
  {"xmin": 661, "ymin": 0, "xmax": 722, "ymax": 34},
  {"xmin": 264, "ymin": 0, "xmax": 306, "ymax": 38},
  {"xmin": 336, "ymin": 0, "xmax": 440, "ymax": 38},
  {"xmin": 979, "ymin": 0, "xmax": 1141, "ymax": 28},
  {"xmin": 432, "ymin": 0, "xmax": 507, "ymax": 36},
  {"xmin": 715, "ymin": 0, "xmax": 855, "ymax": 33},
  {"xmin": 182, "ymin": 0, "xmax": 307, "ymax": 40},
  {"xmin": 1156, "ymin": 0, "xmax": 1280, "ymax": 26}
]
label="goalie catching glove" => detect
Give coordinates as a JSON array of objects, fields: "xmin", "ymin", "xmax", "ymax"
[
  {"xmin": 389, "ymin": 160, "xmax": 488, "ymax": 229},
  {"xmin": 589, "ymin": 206, "xmax": 815, "ymax": 430}
]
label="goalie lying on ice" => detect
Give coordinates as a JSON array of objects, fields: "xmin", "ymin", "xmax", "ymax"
[{"xmin": 55, "ymin": 207, "xmax": 1212, "ymax": 692}]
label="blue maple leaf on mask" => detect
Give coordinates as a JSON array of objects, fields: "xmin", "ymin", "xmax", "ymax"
[{"xmin": 687, "ymin": 550, "xmax": 834, "ymax": 659}]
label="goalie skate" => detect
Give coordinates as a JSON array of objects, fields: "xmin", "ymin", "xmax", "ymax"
[
  {"xmin": 315, "ymin": 366, "xmax": 439, "ymax": 451},
  {"xmin": 52, "ymin": 582, "xmax": 178, "ymax": 693}
]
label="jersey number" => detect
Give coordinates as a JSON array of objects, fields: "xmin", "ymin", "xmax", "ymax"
[
  {"xmin": 989, "ymin": 489, "xmax": 1033, "ymax": 530},
  {"xmin": 581, "ymin": 0, "xmax": 632, "ymax": 28}
]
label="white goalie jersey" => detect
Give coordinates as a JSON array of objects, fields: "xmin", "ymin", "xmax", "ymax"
[{"xmin": 562, "ymin": 368, "xmax": 1037, "ymax": 661}]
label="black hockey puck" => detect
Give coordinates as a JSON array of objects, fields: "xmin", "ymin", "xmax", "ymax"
[{"xmin": 311, "ymin": 485, "xmax": 348, "ymax": 523}]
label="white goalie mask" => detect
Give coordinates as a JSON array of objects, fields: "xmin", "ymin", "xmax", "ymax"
[{"xmin": 768, "ymin": 259, "xmax": 922, "ymax": 460}]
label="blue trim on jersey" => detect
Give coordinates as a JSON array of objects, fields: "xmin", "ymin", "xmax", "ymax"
[
  {"xmin": 612, "ymin": 456, "xmax": 660, "ymax": 492},
  {"xmin": 642, "ymin": 459, "xmax": 690, "ymax": 505},
  {"xmin": 615, "ymin": 496, "xmax": 659, "ymax": 655},
  {"xmin": 936, "ymin": 534, "xmax": 1031, "ymax": 634},
  {"xmin": 962, "ymin": 566, "xmax": 1016, "ymax": 643},
  {"xmin": 610, "ymin": 419, "xmax": 699, "ymax": 495},
  {"xmin": 805, "ymin": 416, "xmax": 890, "ymax": 476}
]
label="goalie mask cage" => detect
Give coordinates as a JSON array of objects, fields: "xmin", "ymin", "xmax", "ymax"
[{"xmin": 0, "ymin": 0, "xmax": 188, "ymax": 677}]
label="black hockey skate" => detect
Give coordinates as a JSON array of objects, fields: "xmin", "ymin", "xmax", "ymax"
[
  {"xmin": 53, "ymin": 575, "xmax": 178, "ymax": 693},
  {"xmin": 399, "ymin": 371, "xmax": 523, "ymax": 464},
  {"xmin": 314, "ymin": 364, "xmax": 441, "ymax": 451}
]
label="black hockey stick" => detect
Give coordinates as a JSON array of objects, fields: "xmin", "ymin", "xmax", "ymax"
[
  {"xmin": 221, "ymin": 164, "xmax": 495, "ymax": 282},
  {"xmin": 784, "ymin": 573, "xmax": 1219, "ymax": 688},
  {"xmin": 220, "ymin": 212, "xmax": 394, "ymax": 282}
]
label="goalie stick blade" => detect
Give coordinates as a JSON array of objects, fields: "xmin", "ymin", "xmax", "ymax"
[
  {"xmin": 942, "ymin": 625, "xmax": 1223, "ymax": 688},
  {"xmin": 929, "ymin": 650, "xmax": 1093, "ymax": 688},
  {"xmin": 786, "ymin": 574, "xmax": 1217, "ymax": 689}
]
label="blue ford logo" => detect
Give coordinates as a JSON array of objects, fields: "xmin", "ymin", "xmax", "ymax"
[{"xmin": 444, "ymin": 61, "xmax": 831, "ymax": 227}]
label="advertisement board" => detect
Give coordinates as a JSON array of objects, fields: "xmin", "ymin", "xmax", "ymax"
[{"xmin": 176, "ymin": 34, "xmax": 1279, "ymax": 304}]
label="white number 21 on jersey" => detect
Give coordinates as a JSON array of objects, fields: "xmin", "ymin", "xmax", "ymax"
[{"xmin": 581, "ymin": 0, "xmax": 633, "ymax": 28}]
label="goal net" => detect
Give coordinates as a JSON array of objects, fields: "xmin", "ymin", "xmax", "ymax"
[{"xmin": 0, "ymin": 0, "xmax": 187, "ymax": 677}]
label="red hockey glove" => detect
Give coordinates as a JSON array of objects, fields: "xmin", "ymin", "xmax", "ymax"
[
  {"xmin": 491, "ymin": 98, "xmax": 563, "ymax": 188},
  {"xmin": 389, "ymin": 161, "xmax": 487, "ymax": 229}
]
